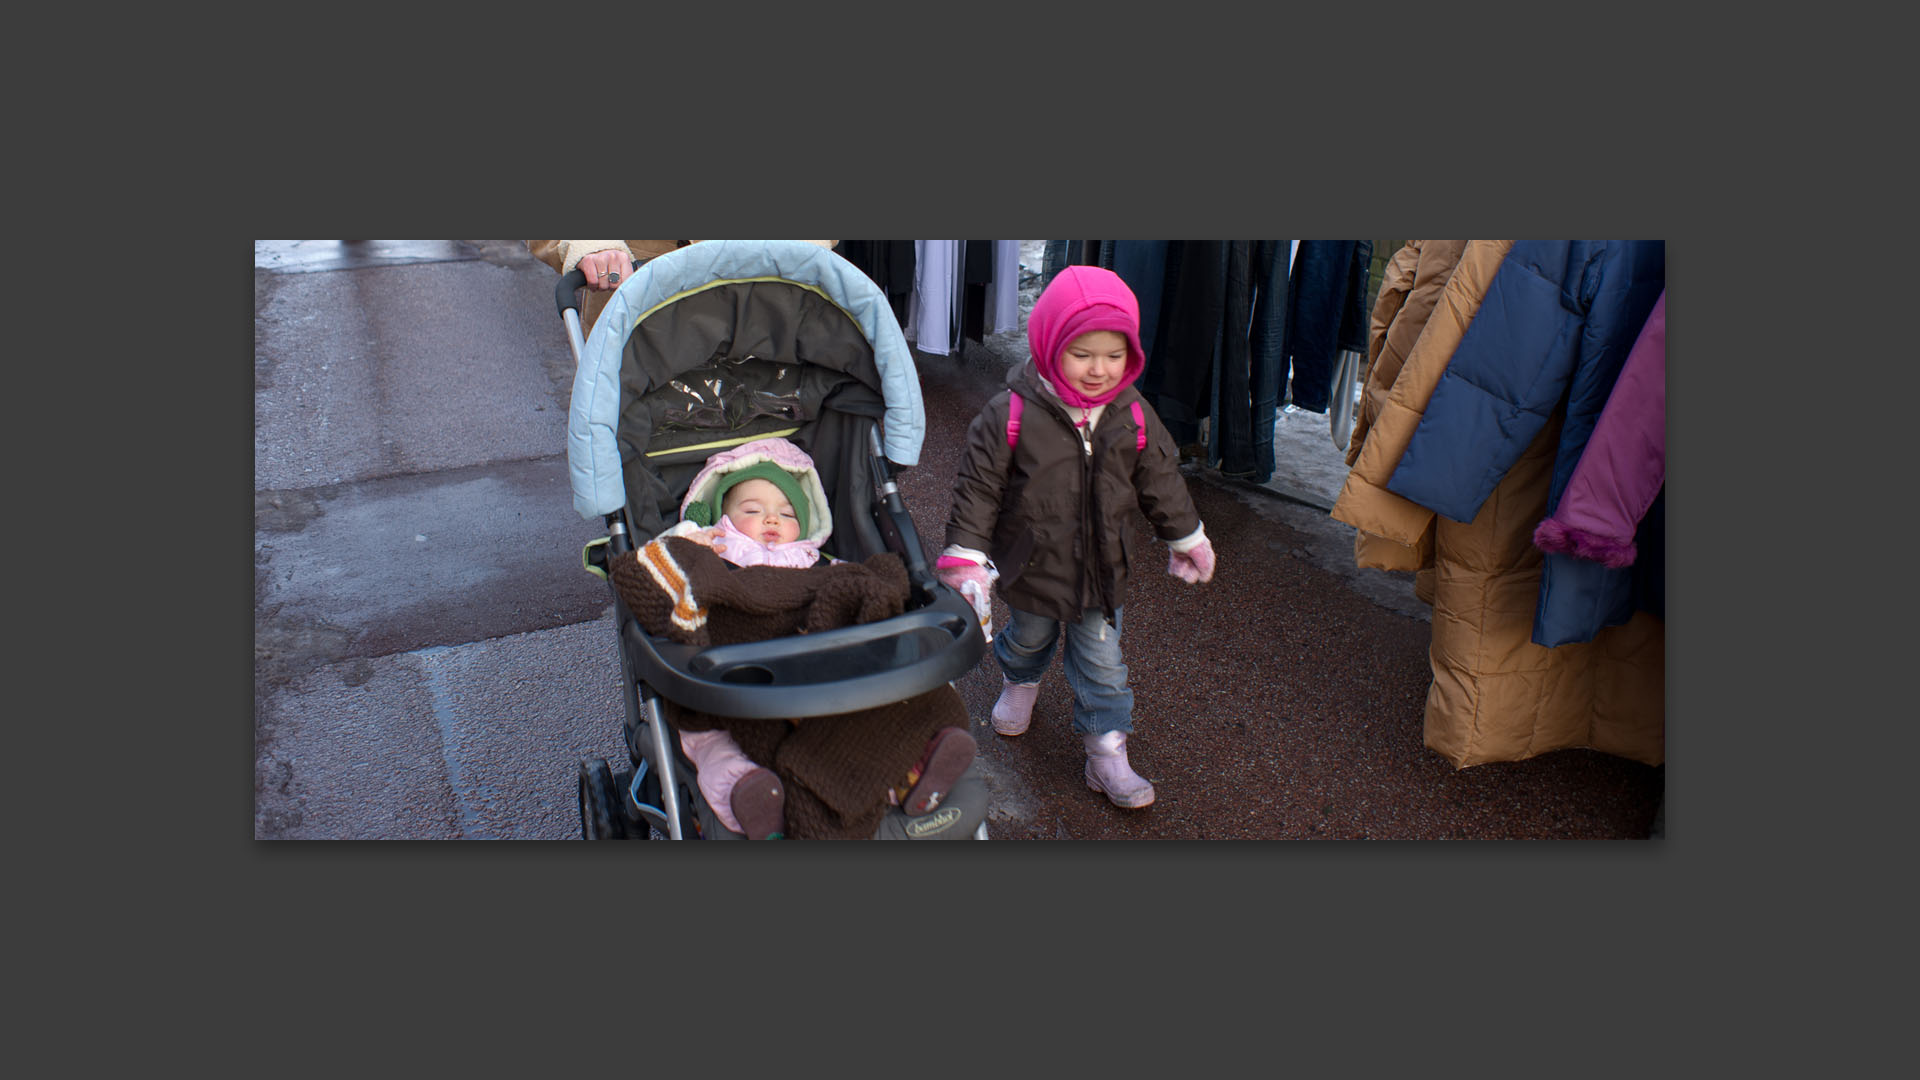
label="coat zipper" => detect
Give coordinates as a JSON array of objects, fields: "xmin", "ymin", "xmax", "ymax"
[{"xmin": 1079, "ymin": 408, "xmax": 1117, "ymax": 636}]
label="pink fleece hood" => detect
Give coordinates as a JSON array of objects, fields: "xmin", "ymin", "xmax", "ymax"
[{"xmin": 1027, "ymin": 265, "xmax": 1147, "ymax": 409}]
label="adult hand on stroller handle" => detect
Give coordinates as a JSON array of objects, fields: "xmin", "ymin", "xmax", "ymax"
[
  {"xmin": 555, "ymin": 258, "xmax": 635, "ymax": 318},
  {"xmin": 576, "ymin": 249, "xmax": 634, "ymax": 291}
]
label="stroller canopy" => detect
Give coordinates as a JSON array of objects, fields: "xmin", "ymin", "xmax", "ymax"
[{"xmin": 567, "ymin": 240, "xmax": 926, "ymax": 520}]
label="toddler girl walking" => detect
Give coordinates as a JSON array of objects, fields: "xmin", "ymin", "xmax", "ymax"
[{"xmin": 937, "ymin": 267, "xmax": 1215, "ymax": 809}]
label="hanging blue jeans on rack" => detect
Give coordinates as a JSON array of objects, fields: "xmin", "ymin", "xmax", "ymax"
[
  {"xmin": 1042, "ymin": 240, "xmax": 1071, "ymax": 287},
  {"xmin": 1282, "ymin": 241, "xmax": 1366, "ymax": 413},
  {"xmin": 1213, "ymin": 242, "xmax": 1257, "ymax": 476},
  {"xmin": 1138, "ymin": 241, "xmax": 1287, "ymax": 476},
  {"xmin": 1110, "ymin": 241, "xmax": 1170, "ymax": 378},
  {"xmin": 1141, "ymin": 241, "xmax": 1227, "ymax": 448},
  {"xmin": 1233, "ymin": 239, "xmax": 1289, "ymax": 481}
]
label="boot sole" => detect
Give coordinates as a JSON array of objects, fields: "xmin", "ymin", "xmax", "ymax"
[
  {"xmin": 729, "ymin": 767, "xmax": 786, "ymax": 840},
  {"xmin": 904, "ymin": 727, "xmax": 977, "ymax": 816}
]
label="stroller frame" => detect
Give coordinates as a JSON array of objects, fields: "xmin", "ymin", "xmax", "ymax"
[{"xmin": 558, "ymin": 241, "xmax": 987, "ymax": 839}]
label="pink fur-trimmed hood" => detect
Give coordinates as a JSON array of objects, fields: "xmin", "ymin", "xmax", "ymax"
[{"xmin": 677, "ymin": 437, "xmax": 833, "ymax": 546}]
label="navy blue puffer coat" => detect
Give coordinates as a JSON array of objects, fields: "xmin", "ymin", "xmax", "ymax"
[{"xmin": 1385, "ymin": 240, "xmax": 1664, "ymax": 646}]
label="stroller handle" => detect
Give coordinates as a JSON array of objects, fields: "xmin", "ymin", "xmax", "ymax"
[{"xmin": 555, "ymin": 268, "xmax": 591, "ymax": 317}]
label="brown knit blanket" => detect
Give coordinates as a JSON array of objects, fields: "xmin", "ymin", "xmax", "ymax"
[{"xmin": 611, "ymin": 536, "xmax": 966, "ymax": 839}]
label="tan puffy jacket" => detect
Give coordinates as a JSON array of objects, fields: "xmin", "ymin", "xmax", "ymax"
[
  {"xmin": 1419, "ymin": 402, "xmax": 1665, "ymax": 769},
  {"xmin": 1332, "ymin": 240, "xmax": 1503, "ymax": 574}
]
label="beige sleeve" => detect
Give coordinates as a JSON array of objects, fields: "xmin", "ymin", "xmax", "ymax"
[
  {"xmin": 681, "ymin": 240, "xmax": 837, "ymax": 249},
  {"xmin": 555, "ymin": 240, "xmax": 634, "ymax": 275},
  {"xmin": 529, "ymin": 240, "xmax": 832, "ymax": 275}
]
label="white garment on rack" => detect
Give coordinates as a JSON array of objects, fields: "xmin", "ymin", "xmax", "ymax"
[
  {"xmin": 909, "ymin": 240, "xmax": 961, "ymax": 356},
  {"xmin": 1329, "ymin": 348, "xmax": 1362, "ymax": 451},
  {"xmin": 902, "ymin": 241, "xmax": 920, "ymax": 344}
]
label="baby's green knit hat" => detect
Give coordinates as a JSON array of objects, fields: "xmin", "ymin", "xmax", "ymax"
[{"xmin": 685, "ymin": 462, "xmax": 811, "ymax": 538}]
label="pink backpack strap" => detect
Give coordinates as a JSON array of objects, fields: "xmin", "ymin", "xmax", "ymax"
[{"xmin": 1131, "ymin": 401, "xmax": 1147, "ymax": 450}]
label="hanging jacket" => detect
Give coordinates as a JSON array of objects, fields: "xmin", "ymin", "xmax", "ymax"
[
  {"xmin": 1411, "ymin": 381, "xmax": 1666, "ymax": 769},
  {"xmin": 1356, "ymin": 243, "xmax": 1664, "ymax": 768},
  {"xmin": 1534, "ymin": 290, "xmax": 1666, "ymax": 569},
  {"xmin": 1387, "ymin": 240, "xmax": 1665, "ymax": 646},
  {"xmin": 1345, "ymin": 240, "xmax": 1474, "ymax": 461},
  {"xmin": 1330, "ymin": 240, "xmax": 1500, "ymax": 573}
]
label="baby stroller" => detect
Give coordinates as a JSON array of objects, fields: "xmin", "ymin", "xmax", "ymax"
[{"xmin": 558, "ymin": 240, "xmax": 988, "ymax": 839}]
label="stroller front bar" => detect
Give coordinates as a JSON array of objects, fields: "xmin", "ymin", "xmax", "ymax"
[{"xmin": 616, "ymin": 582, "xmax": 981, "ymax": 719}]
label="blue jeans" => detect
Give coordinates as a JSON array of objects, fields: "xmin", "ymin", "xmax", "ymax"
[{"xmin": 993, "ymin": 606, "xmax": 1133, "ymax": 736}]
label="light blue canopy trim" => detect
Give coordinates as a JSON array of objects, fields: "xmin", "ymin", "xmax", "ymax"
[{"xmin": 567, "ymin": 240, "xmax": 926, "ymax": 520}]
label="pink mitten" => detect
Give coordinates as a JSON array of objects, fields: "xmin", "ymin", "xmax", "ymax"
[
  {"xmin": 937, "ymin": 556, "xmax": 995, "ymax": 624},
  {"xmin": 1168, "ymin": 538, "xmax": 1216, "ymax": 584}
]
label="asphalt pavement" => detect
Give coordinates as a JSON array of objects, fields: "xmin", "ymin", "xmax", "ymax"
[{"xmin": 255, "ymin": 240, "xmax": 625, "ymax": 838}]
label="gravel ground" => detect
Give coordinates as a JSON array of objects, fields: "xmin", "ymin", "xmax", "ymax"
[{"xmin": 890, "ymin": 247, "xmax": 1665, "ymax": 840}]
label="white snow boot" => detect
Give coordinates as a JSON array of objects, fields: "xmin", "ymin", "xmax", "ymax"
[
  {"xmin": 991, "ymin": 678, "xmax": 1041, "ymax": 736},
  {"xmin": 1083, "ymin": 730, "xmax": 1155, "ymax": 808}
]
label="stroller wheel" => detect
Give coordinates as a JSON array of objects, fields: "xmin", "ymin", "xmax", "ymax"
[
  {"xmin": 609, "ymin": 766, "xmax": 652, "ymax": 838},
  {"xmin": 578, "ymin": 758, "xmax": 629, "ymax": 840}
]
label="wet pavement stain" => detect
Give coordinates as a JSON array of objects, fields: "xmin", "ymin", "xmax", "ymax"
[{"xmin": 254, "ymin": 240, "xmax": 482, "ymax": 274}]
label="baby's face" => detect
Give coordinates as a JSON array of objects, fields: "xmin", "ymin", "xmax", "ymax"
[{"xmin": 722, "ymin": 478, "xmax": 801, "ymax": 545}]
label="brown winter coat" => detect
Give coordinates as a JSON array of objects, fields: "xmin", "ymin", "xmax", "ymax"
[
  {"xmin": 1332, "ymin": 240, "xmax": 1663, "ymax": 769},
  {"xmin": 946, "ymin": 362, "xmax": 1200, "ymax": 625}
]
